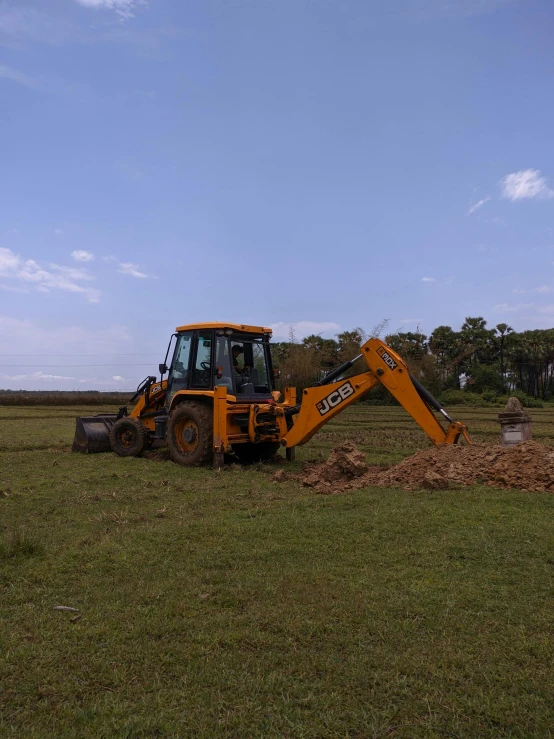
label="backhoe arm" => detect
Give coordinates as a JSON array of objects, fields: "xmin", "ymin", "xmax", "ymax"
[
  {"xmin": 282, "ymin": 337, "xmax": 471, "ymax": 448},
  {"xmin": 282, "ymin": 370, "xmax": 380, "ymax": 447}
]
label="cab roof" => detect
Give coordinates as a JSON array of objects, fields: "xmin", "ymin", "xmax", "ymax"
[{"xmin": 175, "ymin": 322, "xmax": 272, "ymax": 334}]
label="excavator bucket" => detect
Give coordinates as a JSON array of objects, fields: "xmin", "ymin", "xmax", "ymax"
[{"xmin": 72, "ymin": 414, "xmax": 117, "ymax": 453}]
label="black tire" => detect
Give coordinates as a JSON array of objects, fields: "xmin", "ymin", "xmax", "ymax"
[
  {"xmin": 232, "ymin": 441, "xmax": 281, "ymax": 464},
  {"xmin": 167, "ymin": 401, "xmax": 213, "ymax": 466},
  {"xmin": 110, "ymin": 417, "xmax": 150, "ymax": 457}
]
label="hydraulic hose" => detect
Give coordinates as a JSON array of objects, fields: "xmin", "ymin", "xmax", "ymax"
[
  {"xmin": 311, "ymin": 354, "xmax": 363, "ymax": 387},
  {"xmin": 284, "ymin": 352, "xmax": 364, "ymax": 418},
  {"xmin": 409, "ymin": 373, "xmax": 453, "ymax": 423}
]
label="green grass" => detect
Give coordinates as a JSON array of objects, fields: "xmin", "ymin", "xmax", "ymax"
[{"xmin": 1, "ymin": 405, "xmax": 554, "ymax": 737}]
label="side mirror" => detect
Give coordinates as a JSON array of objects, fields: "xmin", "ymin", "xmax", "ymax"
[{"xmin": 159, "ymin": 363, "xmax": 168, "ymax": 375}]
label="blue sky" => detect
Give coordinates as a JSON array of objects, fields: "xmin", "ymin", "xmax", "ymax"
[{"xmin": 1, "ymin": 0, "xmax": 554, "ymax": 390}]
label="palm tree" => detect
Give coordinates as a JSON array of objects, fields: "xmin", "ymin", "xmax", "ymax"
[{"xmin": 495, "ymin": 323, "xmax": 514, "ymax": 391}]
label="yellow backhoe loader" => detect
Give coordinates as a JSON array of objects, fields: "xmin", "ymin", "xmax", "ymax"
[{"xmin": 73, "ymin": 322, "xmax": 471, "ymax": 467}]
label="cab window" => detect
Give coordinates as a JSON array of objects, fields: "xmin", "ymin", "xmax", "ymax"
[
  {"xmin": 251, "ymin": 342, "xmax": 270, "ymax": 390},
  {"xmin": 191, "ymin": 331, "xmax": 213, "ymax": 388},
  {"xmin": 168, "ymin": 331, "xmax": 193, "ymax": 398},
  {"xmin": 229, "ymin": 335, "xmax": 273, "ymax": 396},
  {"xmin": 215, "ymin": 336, "xmax": 233, "ymax": 392}
]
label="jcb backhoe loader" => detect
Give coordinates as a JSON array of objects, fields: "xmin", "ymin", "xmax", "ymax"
[{"xmin": 73, "ymin": 322, "xmax": 471, "ymax": 467}]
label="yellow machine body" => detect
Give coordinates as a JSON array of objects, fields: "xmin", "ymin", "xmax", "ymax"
[{"xmin": 73, "ymin": 323, "xmax": 470, "ymax": 465}]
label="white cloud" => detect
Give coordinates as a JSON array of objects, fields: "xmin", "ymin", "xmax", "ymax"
[
  {"xmin": 0, "ymin": 248, "xmax": 21, "ymax": 272},
  {"xmin": 0, "ymin": 283, "xmax": 28, "ymax": 293},
  {"xmin": 501, "ymin": 169, "xmax": 554, "ymax": 201},
  {"xmin": 54, "ymin": 228, "xmax": 63, "ymax": 236},
  {"xmin": 494, "ymin": 302, "xmax": 533, "ymax": 313},
  {"xmin": 75, "ymin": 0, "xmax": 144, "ymax": 21},
  {"xmin": 467, "ymin": 196, "xmax": 491, "ymax": 216},
  {"xmin": 0, "ymin": 316, "xmax": 137, "ymax": 390},
  {"xmin": 1, "ymin": 370, "xmax": 76, "ymax": 382},
  {"xmin": 539, "ymin": 305, "xmax": 554, "ymax": 315},
  {"xmin": 421, "ymin": 277, "xmax": 436, "ymax": 283},
  {"xmin": 399, "ymin": 318, "xmax": 424, "ymax": 324},
  {"xmin": 0, "ymin": 247, "xmax": 100, "ymax": 302},
  {"xmin": 0, "ymin": 64, "xmax": 35, "ymax": 89},
  {"xmin": 71, "ymin": 249, "xmax": 94, "ymax": 262},
  {"xmin": 118, "ymin": 261, "xmax": 154, "ymax": 279},
  {"xmin": 77, "ymin": 376, "xmax": 134, "ymax": 387},
  {"xmin": 0, "ymin": 4, "xmax": 164, "ymax": 48},
  {"xmin": 50, "ymin": 264, "xmax": 94, "ymax": 281},
  {"xmin": 515, "ymin": 286, "xmax": 554, "ymax": 295},
  {"xmin": 269, "ymin": 321, "xmax": 341, "ymax": 341}
]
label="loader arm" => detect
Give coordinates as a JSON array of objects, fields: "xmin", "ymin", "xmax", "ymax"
[{"xmin": 282, "ymin": 337, "xmax": 471, "ymax": 448}]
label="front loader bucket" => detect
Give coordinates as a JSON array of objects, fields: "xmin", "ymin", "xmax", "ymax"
[{"xmin": 72, "ymin": 414, "xmax": 117, "ymax": 454}]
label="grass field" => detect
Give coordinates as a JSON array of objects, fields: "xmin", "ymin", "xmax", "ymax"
[{"xmin": 1, "ymin": 404, "xmax": 554, "ymax": 738}]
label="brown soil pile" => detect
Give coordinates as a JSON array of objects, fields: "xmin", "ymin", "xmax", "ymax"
[
  {"xmin": 295, "ymin": 442, "xmax": 381, "ymax": 493},
  {"xmin": 294, "ymin": 440, "xmax": 554, "ymax": 494}
]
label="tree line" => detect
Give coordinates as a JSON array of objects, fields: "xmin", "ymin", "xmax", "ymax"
[{"xmin": 272, "ymin": 318, "xmax": 554, "ymax": 403}]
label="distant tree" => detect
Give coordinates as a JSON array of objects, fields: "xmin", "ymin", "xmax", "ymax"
[
  {"xmin": 429, "ymin": 325, "xmax": 461, "ymax": 386},
  {"xmin": 495, "ymin": 323, "xmax": 514, "ymax": 391},
  {"xmin": 336, "ymin": 328, "xmax": 367, "ymax": 374},
  {"xmin": 507, "ymin": 329, "xmax": 554, "ymax": 398},
  {"xmin": 384, "ymin": 330, "xmax": 428, "ymax": 360},
  {"xmin": 336, "ymin": 329, "xmax": 365, "ymax": 354},
  {"xmin": 301, "ymin": 335, "xmax": 339, "ymax": 369},
  {"xmin": 469, "ymin": 364, "xmax": 505, "ymax": 394},
  {"xmin": 273, "ymin": 337, "xmax": 321, "ymax": 393},
  {"xmin": 272, "ymin": 318, "xmax": 554, "ymax": 402},
  {"xmin": 460, "ymin": 317, "xmax": 496, "ymax": 368}
]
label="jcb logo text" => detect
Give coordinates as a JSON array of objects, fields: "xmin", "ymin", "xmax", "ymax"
[{"xmin": 317, "ymin": 382, "xmax": 355, "ymax": 416}]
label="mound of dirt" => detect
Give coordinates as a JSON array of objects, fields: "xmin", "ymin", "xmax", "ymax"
[
  {"xmin": 297, "ymin": 441, "xmax": 381, "ymax": 493},
  {"xmin": 295, "ymin": 441, "xmax": 554, "ymax": 494},
  {"xmin": 487, "ymin": 442, "xmax": 554, "ymax": 492},
  {"xmin": 377, "ymin": 444, "xmax": 503, "ymax": 488}
]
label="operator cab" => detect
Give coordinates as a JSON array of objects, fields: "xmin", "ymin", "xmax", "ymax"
[{"xmin": 161, "ymin": 323, "xmax": 276, "ymax": 403}]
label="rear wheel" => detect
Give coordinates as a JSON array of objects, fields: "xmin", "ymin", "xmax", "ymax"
[
  {"xmin": 167, "ymin": 401, "xmax": 213, "ymax": 466},
  {"xmin": 110, "ymin": 417, "xmax": 149, "ymax": 457},
  {"xmin": 232, "ymin": 441, "xmax": 281, "ymax": 464}
]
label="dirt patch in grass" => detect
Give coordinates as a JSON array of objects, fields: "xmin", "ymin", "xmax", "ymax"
[{"xmin": 292, "ymin": 440, "xmax": 554, "ymax": 493}]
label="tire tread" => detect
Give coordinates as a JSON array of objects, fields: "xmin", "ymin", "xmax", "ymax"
[
  {"xmin": 110, "ymin": 417, "xmax": 149, "ymax": 457},
  {"xmin": 167, "ymin": 401, "xmax": 213, "ymax": 466}
]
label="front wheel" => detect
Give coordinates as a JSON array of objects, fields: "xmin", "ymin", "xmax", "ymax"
[
  {"xmin": 167, "ymin": 402, "xmax": 213, "ymax": 466},
  {"xmin": 232, "ymin": 442, "xmax": 281, "ymax": 464},
  {"xmin": 110, "ymin": 417, "xmax": 150, "ymax": 457}
]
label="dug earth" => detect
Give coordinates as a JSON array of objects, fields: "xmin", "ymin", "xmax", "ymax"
[{"xmin": 280, "ymin": 440, "xmax": 554, "ymax": 494}]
